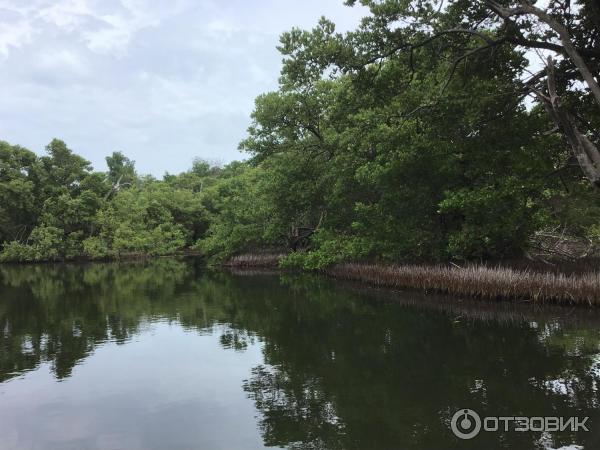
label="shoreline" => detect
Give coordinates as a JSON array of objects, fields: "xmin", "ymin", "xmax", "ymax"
[
  {"xmin": 3, "ymin": 251, "xmax": 600, "ymax": 306},
  {"xmin": 324, "ymin": 263, "xmax": 599, "ymax": 306},
  {"xmin": 0, "ymin": 249, "xmax": 202, "ymax": 265},
  {"xmin": 225, "ymin": 253, "xmax": 600, "ymax": 306}
]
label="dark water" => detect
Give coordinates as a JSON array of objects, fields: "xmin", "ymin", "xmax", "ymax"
[{"xmin": 1, "ymin": 259, "xmax": 599, "ymax": 450}]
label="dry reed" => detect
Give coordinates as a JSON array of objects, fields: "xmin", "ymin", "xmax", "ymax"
[
  {"xmin": 226, "ymin": 253, "xmax": 285, "ymax": 268},
  {"xmin": 325, "ymin": 263, "xmax": 600, "ymax": 305}
]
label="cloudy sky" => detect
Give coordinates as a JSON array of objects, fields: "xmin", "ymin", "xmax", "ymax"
[{"xmin": 0, "ymin": 0, "xmax": 366, "ymax": 175}]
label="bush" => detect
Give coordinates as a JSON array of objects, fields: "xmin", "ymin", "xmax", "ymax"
[
  {"xmin": 280, "ymin": 230, "xmax": 370, "ymax": 270},
  {"xmin": 0, "ymin": 226, "xmax": 63, "ymax": 262}
]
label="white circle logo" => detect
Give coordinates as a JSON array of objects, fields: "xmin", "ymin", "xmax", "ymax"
[{"xmin": 451, "ymin": 409, "xmax": 482, "ymax": 440}]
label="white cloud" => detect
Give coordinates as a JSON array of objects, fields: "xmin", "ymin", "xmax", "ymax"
[
  {"xmin": 37, "ymin": 0, "xmax": 92, "ymax": 30},
  {"xmin": 36, "ymin": 48, "xmax": 89, "ymax": 74},
  {"xmin": 0, "ymin": 19, "xmax": 35, "ymax": 57},
  {"xmin": 80, "ymin": 0, "xmax": 188, "ymax": 55},
  {"xmin": 0, "ymin": 0, "xmax": 367, "ymax": 175},
  {"xmin": 1, "ymin": 0, "xmax": 198, "ymax": 55}
]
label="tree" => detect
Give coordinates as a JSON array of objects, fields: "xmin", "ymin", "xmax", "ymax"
[
  {"xmin": 105, "ymin": 151, "xmax": 137, "ymax": 198},
  {"xmin": 278, "ymin": 0, "xmax": 600, "ymax": 188},
  {"xmin": 239, "ymin": 26, "xmax": 563, "ymax": 263},
  {"xmin": 0, "ymin": 141, "xmax": 38, "ymax": 242},
  {"xmin": 39, "ymin": 139, "xmax": 91, "ymax": 194},
  {"xmin": 0, "ymin": 139, "xmax": 205, "ymax": 262},
  {"xmin": 195, "ymin": 163, "xmax": 280, "ymax": 262}
]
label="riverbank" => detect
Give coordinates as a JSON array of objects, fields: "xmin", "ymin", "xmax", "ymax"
[
  {"xmin": 0, "ymin": 249, "xmax": 202, "ymax": 264},
  {"xmin": 325, "ymin": 263, "xmax": 600, "ymax": 305},
  {"xmin": 4, "ymin": 250, "xmax": 599, "ymax": 305},
  {"xmin": 225, "ymin": 253, "xmax": 600, "ymax": 306}
]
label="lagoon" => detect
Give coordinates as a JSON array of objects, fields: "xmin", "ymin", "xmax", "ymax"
[{"xmin": 0, "ymin": 259, "xmax": 599, "ymax": 450}]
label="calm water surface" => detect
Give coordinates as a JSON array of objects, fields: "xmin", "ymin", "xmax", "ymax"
[{"xmin": 1, "ymin": 258, "xmax": 599, "ymax": 450}]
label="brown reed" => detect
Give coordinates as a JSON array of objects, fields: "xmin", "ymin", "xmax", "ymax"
[
  {"xmin": 324, "ymin": 263, "xmax": 600, "ymax": 305},
  {"xmin": 225, "ymin": 253, "xmax": 285, "ymax": 268}
]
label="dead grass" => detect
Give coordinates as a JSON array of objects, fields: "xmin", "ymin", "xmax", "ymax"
[
  {"xmin": 225, "ymin": 253, "xmax": 285, "ymax": 268},
  {"xmin": 325, "ymin": 263, "xmax": 600, "ymax": 305}
]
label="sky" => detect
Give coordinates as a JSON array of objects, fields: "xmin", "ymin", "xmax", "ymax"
[{"xmin": 0, "ymin": 0, "xmax": 367, "ymax": 176}]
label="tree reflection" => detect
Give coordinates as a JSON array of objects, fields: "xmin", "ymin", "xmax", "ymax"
[{"xmin": 1, "ymin": 260, "xmax": 600, "ymax": 449}]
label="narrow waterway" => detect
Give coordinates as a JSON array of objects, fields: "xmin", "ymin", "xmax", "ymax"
[{"xmin": 0, "ymin": 259, "xmax": 598, "ymax": 449}]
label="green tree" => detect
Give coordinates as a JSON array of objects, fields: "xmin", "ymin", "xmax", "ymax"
[
  {"xmin": 0, "ymin": 141, "xmax": 39, "ymax": 243},
  {"xmin": 106, "ymin": 151, "xmax": 137, "ymax": 187},
  {"xmin": 196, "ymin": 164, "xmax": 279, "ymax": 262},
  {"xmin": 39, "ymin": 139, "xmax": 91, "ymax": 195}
]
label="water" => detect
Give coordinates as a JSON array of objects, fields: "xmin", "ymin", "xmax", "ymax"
[{"xmin": 0, "ymin": 259, "xmax": 599, "ymax": 450}]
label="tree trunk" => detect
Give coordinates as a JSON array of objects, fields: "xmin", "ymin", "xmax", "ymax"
[{"xmin": 537, "ymin": 57, "xmax": 600, "ymax": 188}]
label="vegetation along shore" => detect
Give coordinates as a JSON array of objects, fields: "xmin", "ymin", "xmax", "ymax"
[{"xmin": 224, "ymin": 254, "xmax": 600, "ymax": 305}]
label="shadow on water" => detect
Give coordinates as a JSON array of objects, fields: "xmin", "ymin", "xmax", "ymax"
[{"xmin": 1, "ymin": 258, "xmax": 600, "ymax": 450}]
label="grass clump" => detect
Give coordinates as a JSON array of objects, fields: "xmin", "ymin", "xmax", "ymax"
[{"xmin": 325, "ymin": 263, "xmax": 600, "ymax": 305}]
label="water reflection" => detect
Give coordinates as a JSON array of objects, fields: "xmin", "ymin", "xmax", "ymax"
[{"xmin": 0, "ymin": 259, "xmax": 599, "ymax": 450}]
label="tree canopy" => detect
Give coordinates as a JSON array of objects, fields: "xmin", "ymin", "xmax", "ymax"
[{"xmin": 1, "ymin": 1, "xmax": 599, "ymax": 266}]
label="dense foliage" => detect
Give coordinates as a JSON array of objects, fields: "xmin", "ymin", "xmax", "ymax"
[
  {"xmin": 1, "ymin": 1, "xmax": 599, "ymax": 266},
  {"xmin": 0, "ymin": 140, "xmax": 211, "ymax": 261}
]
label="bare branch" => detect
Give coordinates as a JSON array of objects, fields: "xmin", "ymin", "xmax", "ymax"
[{"xmin": 516, "ymin": 0, "xmax": 600, "ymax": 108}]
